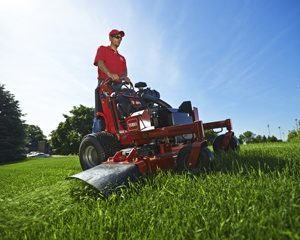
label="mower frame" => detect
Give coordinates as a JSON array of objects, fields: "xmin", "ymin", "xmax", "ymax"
[
  {"xmin": 70, "ymin": 79, "xmax": 239, "ymax": 194},
  {"xmin": 91, "ymin": 80, "xmax": 235, "ymax": 174}
]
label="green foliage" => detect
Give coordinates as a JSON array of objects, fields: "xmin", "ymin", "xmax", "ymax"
[
  {"xmin": 204, "ymin": 129, "xmax": 218, "ymax": 145},
  {"xmin": 288, "ymin": 129, "xmax": 300, "ymax": 142},
  {"xmin": 0, "ymin": 84, "xmax": 26, "ymax": 163},
  {"xmin": 0, "ymin": 142, "xmax": 299, "ymax": 239},
  {"xmin": 239, "ymin": 131, "xmax": 256, "ymax": 143},
  {"xmin": 24, "ymin": 124, "xmax": 46, "ymax": 152},
  {"xmin": 239, "ymin": 131, "xmax": 279, "ymax": 144},
  {"xmin": 49, "ymin": 105, "xmax": 94, "ymax": 155}
]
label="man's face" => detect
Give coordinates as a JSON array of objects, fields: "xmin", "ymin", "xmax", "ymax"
[{"xmin": 110, "ymin": 34, "xmax": 123, "ymax": 47}]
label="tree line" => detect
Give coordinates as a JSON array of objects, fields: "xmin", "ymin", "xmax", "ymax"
[
  {"xmin": 1, "ymin": 84, "xmax": 299, "ymax": 163},
  {"xmin": 238, "ymin": 131, "xmax": 280, "ymax": 144},
  {"xmin": 0, "ymin": 84, "xmax": 94, "ymax": 163}
]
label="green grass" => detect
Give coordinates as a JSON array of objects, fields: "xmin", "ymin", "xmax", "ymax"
[{"xmin": 0, "ymin": 142, "xmax": 299, "ymax": 239}]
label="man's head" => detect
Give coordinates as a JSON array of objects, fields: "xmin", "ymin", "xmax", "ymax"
[{"xmin": 109, "ymin": 29, "xmax": 125, "ymax": 48}]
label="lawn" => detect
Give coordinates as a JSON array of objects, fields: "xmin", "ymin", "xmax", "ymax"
[{"xmin": 0, "ymin": 142, "xmax": 299, "ymax": 240}]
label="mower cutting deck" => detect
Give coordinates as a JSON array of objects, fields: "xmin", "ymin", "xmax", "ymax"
[{"xmin": 69, "ymin": 80, "xmax": 239, "ymax": 194}]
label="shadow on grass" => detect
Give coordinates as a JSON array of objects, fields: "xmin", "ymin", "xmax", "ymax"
[
  {"xmin": 0, "ymin": 156, "xmax": 28, "ymax": 166},
  {"xmin": 213, "ymin": 150, "xmax": 289, "ymax": 174},
  {"xmin": 0, "ymin": 155, "xmax": 55, "ymax": 166}
]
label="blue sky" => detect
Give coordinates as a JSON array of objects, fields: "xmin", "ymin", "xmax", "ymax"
[{"xmin": 1, "ymin": 0, "xmax": 299, "ymax": 140}]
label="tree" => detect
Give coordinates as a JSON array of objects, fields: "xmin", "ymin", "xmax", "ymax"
[
  {"xmin": 262, "ymin": 135, "xmax": 267, "ymax": 142},
  {"xmin": 49, "ymin": 105, "xmax": 94, "ymax": 155},
  {"xmin": 204, "ymin": 129, "xmax": 218, "ymax": 145},
  {"xmin": 267, "ymin": 135, "xmax": 279, "ymax": 142},
  {"xmin": 24, "ymin": 124, "xmax": 46, "ymax": 152},
  {"xmin": 239, "ymin": 131, "xmax": 256, "ymax": 144},
  {"xmin": 287, "ymin": 130, "xmax": 300, "ymax": 142},
  {"xmin": 0, "ymin": 84, "xmax": 26, "ymax": 163}
]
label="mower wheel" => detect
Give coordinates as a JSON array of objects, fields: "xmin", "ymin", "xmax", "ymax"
[
  {"xmin": 176, "ymin": 145, "xmax": 214, "ymax": 173},
  {"xmin": 213, "ymin": 134, "xmax": 239, "ymax": 153},
  {"xmin": 79, "ymin": 132, "xmax": 121, "ymax": 170}
]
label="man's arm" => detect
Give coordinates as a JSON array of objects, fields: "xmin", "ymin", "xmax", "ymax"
[
  {"xmin": 97, "ymin": 60, "xmax": 119, "ymax": 81},
  {"xmin": 121, "ymin": 67, "xmax": 131, "ymax": 83},
  {"xmin": 122, "ymin": 67, "xmax": 127, "ymax": 77}
]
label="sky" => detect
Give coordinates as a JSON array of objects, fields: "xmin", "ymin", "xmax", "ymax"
[{"xmin": 0, "ymin": 0, "xmax": 299, "ymax": 140}]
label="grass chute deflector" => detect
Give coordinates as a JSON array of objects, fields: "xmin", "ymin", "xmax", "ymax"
[
  {"xmin": 69, "ymin": 163, "xmax": 141, "ymax": 196},
  {"xmin": 69, "ymin": 79, "xmax": 239, "ymax": 194}
]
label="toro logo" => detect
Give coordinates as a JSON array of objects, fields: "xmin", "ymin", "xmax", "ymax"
[{"xmin": 127, "ymin": 118, "xmax": 139, "ymax": 132}]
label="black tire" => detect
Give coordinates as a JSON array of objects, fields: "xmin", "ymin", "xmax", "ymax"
[
  {"xmin": 213, "ymin": 134, "xmax": 239, "ymax": 153},
  {"xmin": 176, "ymin": 145, "xmax": 214, "ymax": 173},
  {"xmin": 79, "ymin": 132, "xmax": 121, "ymax": 170}
]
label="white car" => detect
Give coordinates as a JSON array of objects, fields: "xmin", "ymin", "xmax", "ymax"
[{"xmin": 26, "ymin": 152, "xmax": 50, "ymax": 158}]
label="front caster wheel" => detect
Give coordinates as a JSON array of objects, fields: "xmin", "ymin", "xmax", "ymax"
[
  {"xmin": 176, "ymin": 145, "xmax": 214, "ymax": 173},
  {"xmin": 213, "ymin": 134, "xmax": 239, "ymax": 153}
]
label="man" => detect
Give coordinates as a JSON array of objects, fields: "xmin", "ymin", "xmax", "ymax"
[
  {"xmin": 92, "ymin": 29, "xmax": 130, "ymax": 132},
  {"xmin": 94, "ymin": 29, "xmax": 130, "ymax": 84}
]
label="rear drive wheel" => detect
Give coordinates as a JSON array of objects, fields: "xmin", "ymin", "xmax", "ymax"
[
  {"xmin": 176, "ymin": 145, "xmax": 214, "ymax": 173},
  {"xmin": 213, "ymin": 134, "xmax": 239, "ymax": 153},
  {"xmin": 79, "ymin": 132, "xmax": 120, "ymax": 170}
]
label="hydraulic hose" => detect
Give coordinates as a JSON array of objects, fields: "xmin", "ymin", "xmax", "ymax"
[{"xmin": 141, "ymin": 93, "xmax": 172, "ymax": 109}]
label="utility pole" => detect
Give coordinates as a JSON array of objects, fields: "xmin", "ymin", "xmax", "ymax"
[
  {"xmin": 278, "ymin": 126, "xmax": 282, "ymax": 140},
  {"xmin": 267, "ymin": 124, "xmax": 270, "ymax": 137},
  {"xmin": 296, "ymin": 119, "xmax": 299, "ymax": 137}
]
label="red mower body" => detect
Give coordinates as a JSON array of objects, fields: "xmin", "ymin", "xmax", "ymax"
[{"xmin": 70, "ymin": 80, "xmax": 239, "ymax": 195}]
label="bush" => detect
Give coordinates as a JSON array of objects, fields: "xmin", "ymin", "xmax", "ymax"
[
  {"xmin": 49, "ymin": 105, "xmax": 94, "ymax": 155},
  {"xmin": 287, "ymin": 130, "xmax": 300, "ymax": 142}
]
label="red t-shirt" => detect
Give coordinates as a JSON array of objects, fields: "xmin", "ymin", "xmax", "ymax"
[{"xmin": 94, "ymin": 46, "xmax": 127, "ymax": 80}]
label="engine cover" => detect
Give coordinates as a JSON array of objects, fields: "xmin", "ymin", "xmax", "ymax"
[
  {"xmin": 157, "ymin": 108, "xmax": 193, "ymax": 128},
  {"xmin": 126, "ymin": 110, "xmax": 154, "ymax": 132}
]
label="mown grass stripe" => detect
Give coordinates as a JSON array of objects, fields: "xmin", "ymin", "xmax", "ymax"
[{"xmin": 0, "ymin": 142, "xmax": 299, "ymax": 240}]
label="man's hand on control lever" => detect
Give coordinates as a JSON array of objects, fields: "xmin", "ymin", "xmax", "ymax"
[
  {"xmin": 107, "ymin": 72, "xmax": 120, "ymax": 82},
  {"xmin": 121, "ymin": 76, "xmax": 131, "ymax": 84}
]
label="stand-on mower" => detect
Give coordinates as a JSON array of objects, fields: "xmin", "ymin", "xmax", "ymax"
[{"xmin": 69, "ymin": 79, "xmax": 239, "ymax": 195}]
